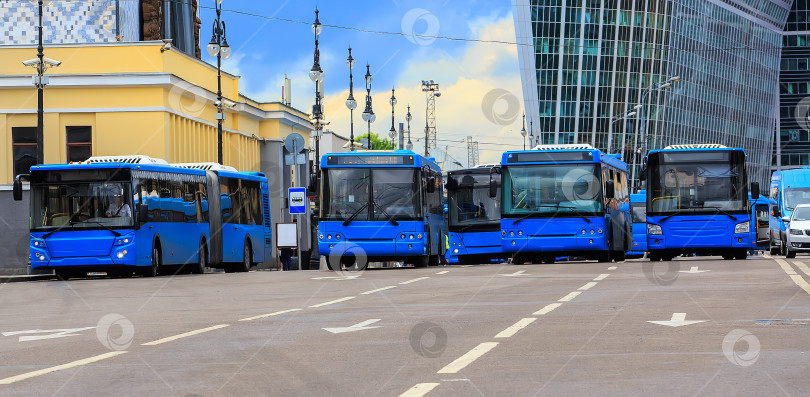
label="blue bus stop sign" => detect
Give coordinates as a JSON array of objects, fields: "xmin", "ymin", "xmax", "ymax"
[{"xmin": 289, "ymin": 187, "xmax": 307, "ymax": 214}]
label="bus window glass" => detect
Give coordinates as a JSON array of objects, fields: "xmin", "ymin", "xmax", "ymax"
[
  {"xmin": 503, "ymin": 164, "xmax": 604, "ymax": 215},
  {"xmin": 31, "ymin": 181, "xmax": 134, "ymax": 229},
  {"xmin": 373, "ymin": 168, "xmax": 420, "ymax": 219},
  {"xmin": 648, "ymin": 157, "xmax": 745, "ymax": 213},
  {"xmin": 448, "ymin": 173, "xmax": 500, "ymax": 227},
  {"xmin": 631, "ymin": 203, "xmax": 646, "ymax": 223},
  {"xmin": 322, "ymin": 168, "xmax": 370, "ymax": 221}
]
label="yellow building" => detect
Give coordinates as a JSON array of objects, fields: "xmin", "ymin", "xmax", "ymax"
[{"xmin": 0, "ymin": 41, "xmax": 313, "ymax": 185}]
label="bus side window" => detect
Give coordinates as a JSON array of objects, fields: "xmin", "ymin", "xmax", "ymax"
[
  {"xmin": 183, "ymin": 181, "xmax": 196, "ymax": 223},
  {"xmin": 220, "ymin": 177, "xmax": 232, "ymax": 223},
  {"xmin": 198, "ymin": 182, "xmax": 209, "ymax": 222}
]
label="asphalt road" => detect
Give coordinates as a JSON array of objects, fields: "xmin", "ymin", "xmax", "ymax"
[{"xmin": 1, "ymin": 254, "xmax": 809, "ymax": 396}]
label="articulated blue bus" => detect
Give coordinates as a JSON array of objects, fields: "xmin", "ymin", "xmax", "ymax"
[
  {"xmin": 628, "ymin": 190, "xmax": 647, "ymax": 257},
  {"xmin": 498, "ymin": 145, "xmax": 631, "ymax": 264},
  {"xmin": 768, "ymin": 168, "xmax": 810, "ymax": 255},
  {"xmin": 14, "ymin": 156, "xmax": 271, "ymax": 279},
  {"xmin": 445, "ymin": 166, "xmax": 505, "ymax": 265},
  {"xmin": 318, "ymin": 150, "xmax": 446, "ymax": 269},
  {"xmin": 643, "ymin": 145, "xmax": 758, "ymax": 261}
]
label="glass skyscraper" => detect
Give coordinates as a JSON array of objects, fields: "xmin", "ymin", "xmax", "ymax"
[
  {"xmin": 777, "ymin": 0, "xmax": 810, "ymax": 169},
  {"xmin": 514, "ymin": 0, "xmax": 790, "ymax": 186}
]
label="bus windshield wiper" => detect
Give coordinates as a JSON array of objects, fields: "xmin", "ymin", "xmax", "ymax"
[
  {"xmin": 372, "ymin": 200, "xmax": 399, "ymax": 226},
  {"xmin": 71, "ymin": 220, "xmax": 122, "ymax": 237},
  {"xmin": 512, "ymin": 211, "xmax": 537, "ymax": 225},
  {"xmin": 703, "ymin": 206, "xmax": 738, "ymax": 221},
  {"xmin": 532, "ymin": 204, "xmax": 593, "ymax": 223},
  {"xmin": 342, "ymin": 202, "xmax": 370, "ymax": 226}
]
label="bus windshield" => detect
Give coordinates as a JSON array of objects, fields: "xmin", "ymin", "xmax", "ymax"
[
  {"xmin": 322, "ymin": 168, "xmax": 421, "ymax": 221},
  {"xmin": 503, "ymin": 164, "xmax": 603, "ymax": 216},
  {"xmin": 784, "ymin": 188, "xmax": 810, "ymax": 210},
  {"xmin": 448, "ymin": 173, "xmax": 500, "ymax": 229},
  {"xmin": 648, "ymin": 156, "xmax": 745, "ymax": 214},
  {"xmin": 31, "ymin": 180, "xmax": 134, "ymax": 230}
]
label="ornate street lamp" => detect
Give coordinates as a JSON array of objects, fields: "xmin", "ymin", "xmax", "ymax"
[
  {"xmin": 361, "ymin": 64, "xmax": 375, "ymax": 150},
  {"xmin": 206, "ymin": 0, "xmax": 231, "ymax": 164},
  {"xmin": 309, "ymin": 8, "xmax": 324, "ymax": 173},
  {"xmin": 520, "ymin": 112, "xmax": 527, "ymax": 150},
  {"xmin": 406, "ymin": 105, "xmax": 413, "ymax": 151},
  {"xmin": 345, "ymin": 47, "xmax": 357, "ymax": 151},
  {"xmin": 389, "ymin": 88, "xmax": 397, "ymax": 149}
]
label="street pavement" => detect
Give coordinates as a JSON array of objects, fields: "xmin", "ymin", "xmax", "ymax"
[{"xmin": 0, "ymin": 254, "xmax": 809, "ymax": 396}]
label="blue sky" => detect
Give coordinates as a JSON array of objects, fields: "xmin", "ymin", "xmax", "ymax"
[{"xmin": 199, "ymin": 0, "xmax": 525, "ymax": 165}]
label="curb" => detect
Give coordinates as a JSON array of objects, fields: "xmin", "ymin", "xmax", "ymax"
[{"xmin": 0, "ymin": 274, "xmax": 55, "ymax": 283}]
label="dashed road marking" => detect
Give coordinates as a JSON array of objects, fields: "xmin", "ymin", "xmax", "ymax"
[
  {"xmin": 494, "ymin": 317, "xmax": 536, "ymax": 338},
  {"xmin": 142, "ymin": 324, "xmax": 230, "ymax": 346},
  {"xmin": 533, "ymin": 303, "xmax": 562, "ymax": 316},
  {"xmin": 792, "ymin": 261, "xmax": 810, "ymax": 276},
  {"xmin": 0, "ymin": 351, "xmax": 128, "ymax": 385},
  {"xmin": 360, "ymin": 286, "xmax": 397, "ymax": 295},
  {"xmin": 594, "ymin": 274, "xmax": 610, "ymax": 281},
  {"xmin": 239, "ymin": 308, "xmax": 301, "ymax": 322},
  {"xmin": 400, "ymin": 277, "xmax": 430, "ymax": 285},
  {"xmin": 437, "ymin": 342, "xmax": 499, "ymax": 374},
  {"xmin": 775, "ymin": 258, "xmax": 797, "ymax": 275},
  {"xmin": 607, "ymin": 266, "xmax": 618, "ymax": 270},
  {"xmin": 558, "ymin": 291, "xmax": 581, "ymax": 302},
  {"xmin": 436, "ymin": 270, "xmax": 450, "ymax": 275},
  {"xmin": 399, "ymin": 383, "xmax": 440, "ymax": 397},
  {"xmin": 578, "ymin": 282, "xmax": 598, "ymax": 291},
  {"xmin": 309, "ymin": 296, "xmax": 356, "ymax": 308}
]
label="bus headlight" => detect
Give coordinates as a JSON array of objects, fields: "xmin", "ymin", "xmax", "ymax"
[
  {"xmin": 409, "ymin": 234, "xmax": 415, "ymax": 240},
  {"xmin": 734, "ymin": 221, "xmax": 749, "ymax": 234},
  {"xmin": 517, "ymin": 230, "xmax": 523, "ymax": 236},
  {"xmin": 327, "ymin": 235, "xmax": 332, "ymax": 240},
  {"xmin": 116, "ymin": 250, "xmax": 127, "ymax": 259},
  {"xmin": 453, "ymin": 249, "xmax": 458, "ymax": 253},
  {"xmin": 319, "ymin": 234, "xmax": 324, "ymax": 240},
  {"xmin": 335, "ymin": 234, "xmax": 341, "ymax": 240},
  {"xmin": 581, "ymin": 230, "xmax": 586, "ymax": 235},
  {"xmin": 115, "ymin": 237, "xmax": 131, "ymax": 245},
  {"xmin": 647, "ymin": 224, "xmax": 663, "ymax": 235},
  {"xmin": 590, "ymin": 229, "xmax": 595, "ymax": 235}
]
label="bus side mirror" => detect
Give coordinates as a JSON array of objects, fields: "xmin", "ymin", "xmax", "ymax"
[
  {"xmin": 773, "ymin": 206, "xmax": 781, "ymax": 217},
  {"xmin": 489, "ymin": 179, "xmax": 497, "ymax": 198},
  {"xmin": 427, "ymin": 177, "xmax": 436, "ymax": 193},
  {"xmin": 309, "ymin": 174, "xmax": 318, "ymax": 194},
  {"xmin": 750, "ymin": 182, "xmax": 760, "ymax": 199},
  {"xmin": 446, "ymin": 177, "xmax": 457, "ymax": 190},
  {"xmin": 13, "ymin": 174, "xmax": 29, "ymax": 201},
  {"xmin": 137, "ymin": 204, "xmax": 148, "ymax": 223},
  {"xmin": 605, "ymin": 180, "xmax": 615, "ymax": 199},
  {"xmin": 640, "ymin": 159, "xmax": 647, "ymax": 180}
]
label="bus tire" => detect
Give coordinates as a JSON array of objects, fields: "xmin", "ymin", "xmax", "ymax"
[
  {"xmin": 55, "ymin": 269, "xmax": 72, "ymax": 280},
  {"xmin": 192, "ymin": 240, "xmax": 207, "ymax": 275},
  {"xmin": 415, "ymin": 255, "xmax": 429, "ymax": 268},
  {"xmin": 598, "ymin": 253, "xmax": 611, "ymax": 263},
  {"xmin": 142, "ymin": 243, "xmax": 161, "ymax": 277},
  {"xmin": 238, "ymin": 240, "xmax": 252, "ymax": 272},
  {"xmin": 542, "ymin": 257, "xmax": 556, "ymax": 264},
  {"xmin": 613, "ymin": 251, "xmax": 626, "ymax": 262},
  {"xmin": 735, "ymin": 249, "xmax": 748, "ymax": 260},
  {"xmin": 428, "ymin": 254, "xmax": 440, "ymax": 267},
  {"xmin": 325, "ymin": 256, "xmax": 335, "ymax": 271},
  {"xmin": 781, "ymin": 239, "xmax": 787, "ymax": 257},
  {"xmin": 769, "ymin": 236, "xmax": 779, "ymax": 255}
]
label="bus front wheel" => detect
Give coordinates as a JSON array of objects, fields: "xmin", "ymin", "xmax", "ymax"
[
  {"xmin": 238, "ymin": 241, "xmax": 252, "ymax": 273},
  {"xmin": 142, "ymin": 244, "xmax": 160, "ymax": 277},
  {"xmin": 192, "ymin": 240, "xmax": 207, "ymax": 275}
]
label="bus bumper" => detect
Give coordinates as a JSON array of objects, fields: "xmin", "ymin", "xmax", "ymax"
[{"xmin": 647, "ymin": 233, "xmax": 750, "ymax": 252}]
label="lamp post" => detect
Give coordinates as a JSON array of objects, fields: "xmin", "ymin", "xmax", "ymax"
[
  {"xmin": 529, "ymin": 120, "xmax": 535, "ymax": 148},
  {"xmin": 520, "ymin": 112, "xmax": 527, "ymax": 150},
  {"xmin": 361, "ymin": 64, "xmax": 375, "ymax": 150},
  {"xmin": 609, "ymin": 106, "xmax": 639, "ymax": 154},
  {"xmin": 389, "ymin": 88, "xmax": 397, "ymax": 149},
  {"xmin": 206, "ymin": 0, "xmax": 231, "ymax": 165},
  {"xmin": 309, "ymin": 8, "xmax": 324, "ymax": 173},
  {"xmin": 406, "ymin": 105, "xmax": 413, "ymax": 151},
  {"xmin": 345, "ymin": 47, "xmax": 356, "ymax": 151},
  {"xmin": 632, "ymin": 75, "xmax": 681, "ymax": 189},
  {"xmin": 22, "ymin": 0, "xmax": 61, "ymax": 165}
]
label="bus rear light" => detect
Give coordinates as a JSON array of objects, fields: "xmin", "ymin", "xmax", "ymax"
[
  {"xmin": 517, "ymin": 230, "xmax": 523, "ymax": 236},
  {"xmin": 598, "ymin": 229, "xmax": 603, "ymax": 234},
  {"xmin": 335, "ymin": 234, "xmax": 341, "ymax": 240},
  {"xmin": 501, "ymin": 231, "xmax": 506, "ymax": 237},
  {"xmin": 417, "ymin": 234, "xmax": 423, "ymax": 239}
]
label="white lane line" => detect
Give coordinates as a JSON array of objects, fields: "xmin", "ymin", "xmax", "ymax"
[
  {"xmin": 437, "ymin": 342, "xmax": 499, "ymax": 374},
  {"xmin": 399, "ymin": 383, "xmax": 440, "ymax": 397},
  {"xmin": 494, "ymin": 317, "xmax": 537, "ymax": 338},
  {"xmin": 436, "ymin": 270, "xmax": 450, "ymax": 275},
  {"xmin": 775, "ymin": 258, "xmax": 797, "ymax": 275},
  {"xmin": 607, "ymin": 266, "xmax": 618, "ymax": 270},
  {"xmin": 789, "ymin": 275, "xmax": 810, "ymax": 296},
  {"xmin": 399, "ymin": 277, "xmax": 430, "ymax": 285},
  {"xmin": 578, "ymin": 282, "xmax": 598, "ymax": 291},
  {"xmin": 360, "ymin": 286, "xmax": 397, "ymax": 295},
  {"xmin": 594, "ymin": 273, "xmax": 610, "ymax": 281},
  {"xmin": 792, "ymin": 261, "xmax": 810, "ymax": 277},
  {"xmin": 142, "ymin": 324, "xmax": 230, "ymax": 346},
  {"xmin": 239, "ymin": 308, "xmax": 301, "ymax": 322},
  {"xmin": 533, "ymin": 303, "xmax": 563, "ymax": 316},
  {"xmin": 0, "ymin": 351, "xmax": 127, "ymax": 385},
  {"xmin": 558, "ymin": 291, "xmax": 582, "ymax": 302},
  {"xmin": 309, "ymin": 296, "xmax": 356, "ymax": 308}
]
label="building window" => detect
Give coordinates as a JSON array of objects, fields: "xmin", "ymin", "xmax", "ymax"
[
  {"xmin": 66, "ymin": 126, "xmax": 92, "ymax": 162},
  {"xmin": 12, "ymin": 127, "xmax": 37, "ymax": 177}
]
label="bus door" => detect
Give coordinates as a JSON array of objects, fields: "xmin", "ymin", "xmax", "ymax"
[
  {"xmin": 752, "ymin": 202, "xmax": 769, "ymax": 248},
  {"xmin": 206, "ymin": 170, "xmax": 223, "ymax": 266}
]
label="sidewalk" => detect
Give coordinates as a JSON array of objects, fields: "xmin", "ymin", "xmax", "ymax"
[{"xmin": 0, "ymin": 274, "xmax": 54, "ymax": 283}]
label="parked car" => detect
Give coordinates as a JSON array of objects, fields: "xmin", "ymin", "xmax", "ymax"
[{"xmin": 784, "ymin": 203, "xmax": 810, "ymax": 258}]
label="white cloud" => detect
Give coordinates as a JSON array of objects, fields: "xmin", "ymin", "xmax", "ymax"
[{"xmin": 320, "ymin": 14, "xmax": 525, "ymax": 166}]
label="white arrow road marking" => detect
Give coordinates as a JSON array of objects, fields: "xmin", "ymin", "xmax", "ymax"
[
  {"xmin": 323, "ymin": 319, "xmax": 381, "ymax": 334},
  {"xmin": 647, "ymin": 313, "xmax": 708, "ymax": 327},
  {"xmin": 2, "ymin": 327, "xmax": 96, "ymax": 342},
  {"xmin": 501, "ymin": 270, "xmax": 527, "ymax": 277},
  {"xmin": 311, "ymin": 275, "xmax": 362, "ymax": 280},
  {"xmin": 678, "ymin": 266, "xmax": 709, "ymax": 274}
]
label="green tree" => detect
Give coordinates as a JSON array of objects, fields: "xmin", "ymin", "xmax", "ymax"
[{"xmin": 356, "ymin": 132, "xmax": 395, "ymax": 150}]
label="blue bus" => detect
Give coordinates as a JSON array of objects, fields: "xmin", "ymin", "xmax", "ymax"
[
  {"xmin": 318, "ymin": 150, "xmax": 446, "ymax": 269},
  {"xmin": 628, "ymin": 190, "xmax": 647, "ymax": 257},
  {"xmin": 643, "ymin": 145, "xmax": 759, "ymax": 261},
  {"xmin": 497, "ymin": 145, "xmax": 631, "ymax": 264},
  {"xmin": 13, "ymin": 156, "xmax": 271, "ymax": 279},
  {"xmin": 445, "ymin": 166, "xmax": 504, "ymax": 265},
  {"xmin": 768, "ymin": 168, "xmax": 810, "ymax": 256}
]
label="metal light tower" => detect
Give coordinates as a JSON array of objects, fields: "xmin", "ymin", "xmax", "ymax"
[{"xmin": 422, "ymin": 80, "xmax": 440, "ymax": 157}]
